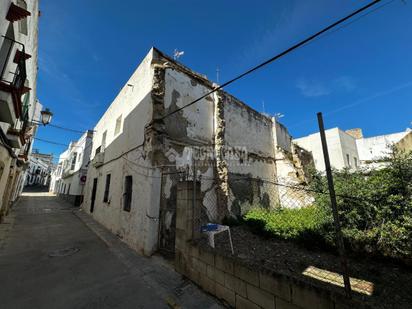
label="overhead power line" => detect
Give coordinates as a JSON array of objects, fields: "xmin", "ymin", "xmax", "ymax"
[
  {"xmin": 34, "ymin": 137, "xmax": 69, "ymax": 147},
  {"xmin": 160, "ymin": 0, "xmax": 385, "ymax": 121},
  {"xmin": 47, "ymin": 123, "xmax": 88, "ymax": 134}
]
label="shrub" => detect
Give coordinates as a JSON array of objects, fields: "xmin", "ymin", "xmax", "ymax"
[
  {"xmin": 243, "ymin": 149, "xmax": 412, "ymax": 263},
  {"xmin": 309, "ymin": 148, "xmax": 412, "ymax": 261}
]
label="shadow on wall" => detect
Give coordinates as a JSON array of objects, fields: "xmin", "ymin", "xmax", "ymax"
[
  {"xmin": 23, "ymin": 184, "xmax": 50, "ymax": 193},
  {"xmin": 82, "ymin": 90, "xmax": 163, "ymax": 255}
]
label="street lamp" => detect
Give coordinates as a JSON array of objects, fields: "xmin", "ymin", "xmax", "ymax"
[{"xmin": 40, "ymin": 108, "xmax": 53, "ymax": 126}]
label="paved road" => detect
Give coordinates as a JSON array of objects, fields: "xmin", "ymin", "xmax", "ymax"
[{"xmin": 0, "ymin": 192, "xmax": 221, "ymax": 309}]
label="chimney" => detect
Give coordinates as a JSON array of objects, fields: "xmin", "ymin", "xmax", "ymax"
[{"xmin": 345, "ymin": 128, "xmax": 363, "ymax": 139}]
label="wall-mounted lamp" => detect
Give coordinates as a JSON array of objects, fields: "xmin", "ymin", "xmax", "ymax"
[{"xmin": 39, "ymin": 108, "xmax": 53, "ymax": 126}]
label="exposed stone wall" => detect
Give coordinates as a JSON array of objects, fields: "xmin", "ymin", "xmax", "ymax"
[
  {"xmin": 396, "ymin": 131, "xmax": 412, "ymax": 153},
  {"xmin": 214, "ymin": 91, "xmax": 229, "ymax": 220},
  {"xmin": 175, "ymin": 181, "xmax": 369, "ymax": 309}
]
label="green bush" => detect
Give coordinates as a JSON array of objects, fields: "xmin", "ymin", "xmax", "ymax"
[
  {"xmin": 243, "ymin": 149, "xmax": 412, "ymax": 262},
  {"xmin": 309, "ymin": 148, "xmax": 412, "ymax": 261},
  {"xmin": 244, "ymin": 206, "xmax": 331, "ymax": 240}
]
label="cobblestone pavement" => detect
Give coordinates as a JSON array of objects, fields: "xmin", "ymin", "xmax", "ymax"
[{"xmin": 0, "ymin": 192, "xmax": 222, "ymax": 309}]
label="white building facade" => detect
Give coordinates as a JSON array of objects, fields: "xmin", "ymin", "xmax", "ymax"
[
  {"xmin": 0, "ymin": 0, "xmax": 40, "ymax": 219},
  {"xmin": 356, "ymin": 129, "xmax": 412, "ymax": 168},
  {"xmin": 294, "ymin": 127, "xmax": 412, "ymax": 172},
  {"xmin": 51, "ymin": 130, "xmax": 93, "ymax": 205},
  {"xmin": 25, "ymin": 154, "xmax": 51, "ymax": 187}
]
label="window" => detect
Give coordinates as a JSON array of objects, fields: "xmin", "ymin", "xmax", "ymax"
[
  {"xmin": 346, "ymin": 154, "xmax": 351, "ymax": 166},
  {"xmin": 95, "ymin": 146, "xmax": 101, "ymax": 155},
  {"xmin": 114, "ymin": 115, "xmax": 122, "ymax": 135},
  {"xmin": 17, "ymin": 0, "xmax": 28, "ymax": 35},
  {"xmin": 103, "ymin": 174, "xmax": 111, "ymax": 203},
  {"xmin": 101, "ymin": 131, "xmax": 107, "ymax": 151},
  {"xmin": 354, "ymin": 157, "xmax": 358, "ymax": 168},
  {"xmin": 70, "ymin": 153, "xmax": 77, "ymax": 170},
  {"xmin": 123, "ymin": 176, "xmax": 133, "ymax": 212},
  {"xmin": 78, "ymin": 153, "xmax": 82, "ymax": 163}
]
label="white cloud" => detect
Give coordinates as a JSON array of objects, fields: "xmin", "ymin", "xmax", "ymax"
[
  {"xmin": 334, "ymin": 76, "xmax": 356, "ymax": 92},
  {"xmin": 296, "ymin": 79, "xmax": 330, "ymax": 97},
  {"xmin": 297, "ymin": 76, "xmax": 357, "ymax": 98}
]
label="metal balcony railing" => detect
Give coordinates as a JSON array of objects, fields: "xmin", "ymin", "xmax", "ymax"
[{"xmin": 0, "ymin": 35, "xmax": 27, "ymax": 91}]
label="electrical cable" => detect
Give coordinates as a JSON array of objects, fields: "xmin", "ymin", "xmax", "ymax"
[
  {"xmin": 159, "ymin": 0, "xmax": 386, "ymax": 121},
  {"xmin": 33, "ymin": 137, "xmax": 69, "ymax": 147},
  {"xmin": 47, "ymin": 123, "xmax": 89, "ymax": 134}
]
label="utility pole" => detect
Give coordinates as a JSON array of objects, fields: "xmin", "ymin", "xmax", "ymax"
[{"xmin": 317, "ymin": 112, "xmax": 352, "ymax": 298}]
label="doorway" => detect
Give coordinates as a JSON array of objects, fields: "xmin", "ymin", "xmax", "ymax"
[{"xmin": 90, "ymin": 178, "xmax": 98, "ymax": 213}]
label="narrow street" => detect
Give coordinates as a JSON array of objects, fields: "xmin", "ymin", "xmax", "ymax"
[{"xmin": 0, "ymin": 191, "xmax": 221, "ymax": 309}]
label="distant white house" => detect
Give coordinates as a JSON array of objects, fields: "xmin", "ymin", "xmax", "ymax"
[
  {"xmin": 356, "ymin": 129, "xmax": 412, "ymax": 168},
  {"xmin": 50, "ymin": 130, "xmax": 93, "ymax": 205},
  {"xmin": 294, "ymin": 127, "xmax": 412, "ymax": 172},
  {"xmin": 25, "ymin": 155, "xmax": 50, "ymax": 187},
  {"xmin": 25, "ymin": 151, "xmax": 53, "ymax": 187}
]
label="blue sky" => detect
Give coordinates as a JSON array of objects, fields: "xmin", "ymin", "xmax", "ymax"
[{"xmin": 34, "ymin": 0, "xmax": 412, "ymax": 160}]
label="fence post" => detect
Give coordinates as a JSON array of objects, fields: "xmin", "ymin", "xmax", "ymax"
[
  {"xmin": 192, "ymin": 159, "xmax": 197, "ymax": 239},
  {"xmin": 317, "ymin": 112, "xmax": 352, "ymax": 298}
]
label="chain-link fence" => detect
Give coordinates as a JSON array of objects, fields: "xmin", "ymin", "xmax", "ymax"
[
  {"xmin": 182, "ymin": 168, "xmax": 355, "ymax": 295},
  {"xmin": 184, "ymin": 171, "xmax": 329, "ymax": 240}
]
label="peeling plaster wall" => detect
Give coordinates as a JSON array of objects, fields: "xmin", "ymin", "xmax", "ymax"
[
  {"xmin": 161, "ymin": 64, "xmax": 280, "ymax": 220},
  {"xmin": 223, "ymin": 95, "xmax": 278, "ymax": 216},
  {"xmin": 161, "ymin": 66, "xmax": 217, "ymax": 226},
  {"xmin": 224, "ymin": 96, "xmax": 274, "ymax": 156},
  {"xmin": 81, "ymin": 47, "xmax": 315, "ymax": 256},
  {"xmin": 163, "ymin": 68, "xmax": 214, "ymax": 143},
  {"xmin": 273, "ymin": 121, "xmax": 292, "ymax": 153}
]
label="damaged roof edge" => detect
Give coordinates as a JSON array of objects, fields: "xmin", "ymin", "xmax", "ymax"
[{"xmin": 150, "ymin": 47, "xmax": 274, "ymax": 124}]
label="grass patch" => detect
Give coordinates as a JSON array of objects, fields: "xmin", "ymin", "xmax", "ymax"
[{"xmin": 244, "ymin": 206, "xmax": 331, "ymax": 240}]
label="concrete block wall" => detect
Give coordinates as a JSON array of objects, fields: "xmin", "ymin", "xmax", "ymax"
[{"xmin": 175, "ymin": 181, "xmax": 370, "ymax": 309}]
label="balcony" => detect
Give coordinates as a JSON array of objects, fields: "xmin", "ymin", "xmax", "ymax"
[
  {"xmin": 92, "ymin": 152, "xmax": 105, "ymax": 168},
  {"xmin": 6, "ymin": 3, "xmax": 31, "ymax": 22},
  {"xmin": 0, "ymin": 36, "xmax": 28, "ymax": 125},
  {"xmin": 6, "ymin": 127, "xmax": 23, "ymax": 149}
]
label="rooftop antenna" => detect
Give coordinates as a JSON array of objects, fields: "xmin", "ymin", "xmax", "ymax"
[
  {"xmin": 216, "ymin": 66, "xmax": 220, "ymax": 83},
  {"xmin": 173, "ymin": 49, "xmax": 184, "ymax": 60},
  {"xmin": 274, "ymin": 113, "xmax": 284, "ymax": 121}
]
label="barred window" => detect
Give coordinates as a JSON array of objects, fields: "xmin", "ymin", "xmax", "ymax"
[
  {"xmin": 103, "ymin": 174, "xmax": 111, "ymax": 203},
  {"xmin": 123, "ymin": 176, "xmax": 132, "ymax": 212}
]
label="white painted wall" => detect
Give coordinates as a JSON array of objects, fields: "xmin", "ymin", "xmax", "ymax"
[
  {"xmin": 295, "ymin": 128, "xmax": 411, "ymax": 172},
  {"xmin": 294, "ymin": 128, "xmax": 359, "ymax": 172},
  {"xmin": 52, "ymin": 131, "xmax": 93, "ymax": 197},
  {"xmin": 0, "ymin": 0, "xmax": 39, "ymax": 211},
  {"xmin": 25, "ymin": 156, "xmax": 49, "ymax": 186},
  {"xmin": 82, "ymin": 49, "xmax": 160, "ymax": 255},
  {"xmin": 356, "ymin": 131, "xmax": 409, "ymax": 163}
]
